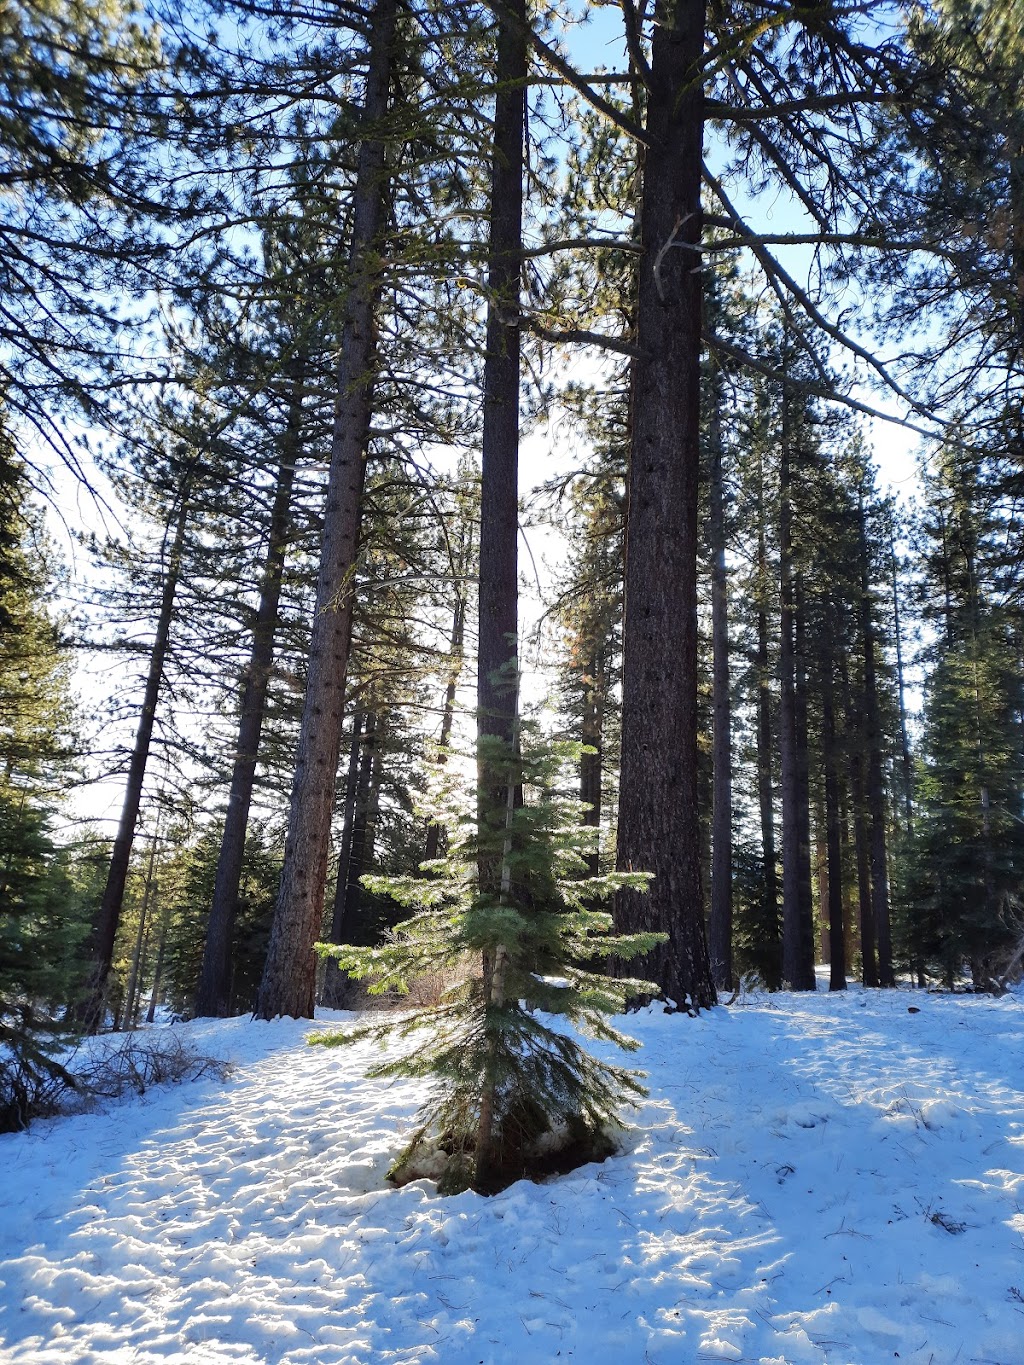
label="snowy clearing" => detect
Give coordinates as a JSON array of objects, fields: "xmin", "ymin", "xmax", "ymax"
[{"xmin": 2, "ymin": 985, "xmax": 1023, "ymax": 1365}]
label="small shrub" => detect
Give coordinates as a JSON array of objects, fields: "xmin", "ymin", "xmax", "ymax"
[
  {"xmin": 0, "ymin": 1030, "xmax": 230, "ymax": 1132},
  {"xmin": 0, "ymin": 1032, "xmax": 77, "ymax": 1132}
]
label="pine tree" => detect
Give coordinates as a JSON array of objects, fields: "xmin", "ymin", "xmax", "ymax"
[
  {"xmin": 901, "ymin": 444, "xmax": 1024, "ymax": 988},
  {"xmin": 74, "ymin": 435, "xmax": 203, "ymax": 1031},
  {"xmin": 0, "ymin": 430, "xmax": 86, "ymax": 1124},
  {"xmin": 255, "ymin": 0, "xmax": 401, "ymax": 1020},
  {"xmin": 0, "ymin": 0, "xmax": 165, "ymax": 477},
  {"xmin": 313, "ymin": 729, "xmax": 662, "ymax": 1194}
]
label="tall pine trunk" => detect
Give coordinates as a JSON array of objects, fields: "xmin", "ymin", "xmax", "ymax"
[
  {"xmin": 76, "ymin": 488, "xmax": 190, "ymax": 1031},
  {"xmin": 425, "ymin": 583, "xmax": 467, "ymax": 864},
  {"xmin": 321, "ymin": 712, "xmax": 365, "ymax": 1008},
  {"xmin": 474, "ymin": 0, "xmax": 526, "ymax": 1189},
  {"xmin": 755, "ymin": 449, "xmax": 781, "ymax": 986},
  {"xmin": 844, "ymin": 654, "xmax": 879, "ymax": 986},
  {"xmin": 144, "ymin": 901, "xmax": 171, "ymax": 1024},
  {"xmin": 858, "ymin": 493, "xmax": 894, "ymax": 986},
  {"xmin": 335, "ymin": 711, "xmax": 378, "ymax": 943},
  {"xmin": 255, "ymin": 0, "xmax": 397, "ymax": 1020},
  {"xmin": 779, "ymin": 396, "xmax": 815, "ymax": 990},
  {"xmin": 196, "ymin": 356, "xmax": 305, "ymax": 1017},
  {"xmin": 580, "ymin": 646, "xmax": 605, "ymax": 877},
  {"xmin": 890, "ymin": 529, "xmax": 914, "ymax": 834},
  {"xmin": 615, "ymin": 0, "xmax": 716, "ymax": 1012},
  {"xmin": 119, "ymin": 825, "xmax": 159, "ymax": 1030},
  {"xmin": 821, "ymin": 623, "xmax": 847, "ymax": 990},
  {"xmin": 708, "ymin": 364, "xmax": 732, "ymax": 989},
  {"xmin": 794, "ymin": 574, "xmax": 815, "ymax": 966},
  {"xmin": 477, "ymin": 2, "xmax": 525, "ymax": 767}
]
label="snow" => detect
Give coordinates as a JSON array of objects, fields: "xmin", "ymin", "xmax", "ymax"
[{"xmin": 2, "ymin": 984, "xmax": 1024, "ymax": 1364}]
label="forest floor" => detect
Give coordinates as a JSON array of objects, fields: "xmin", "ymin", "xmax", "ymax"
[{"xmin": 1, "ymin": 978, "xmax": 1023, "ymax": 1365}]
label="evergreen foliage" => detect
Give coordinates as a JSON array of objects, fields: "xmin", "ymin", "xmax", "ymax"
[
  {"xmin": 897, "ymin": 444, "xmax": 1024, "ymax": 988},
  {"xmin": 0, "ymin": 437, "xmax": 88, "ymax": 1124},
  {"xmin": 312, "ymin": 731, "xmax": 662, "ymax": 1194}
]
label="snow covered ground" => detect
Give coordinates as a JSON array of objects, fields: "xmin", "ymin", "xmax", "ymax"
[{"xmin": 2, "ymin": 983, "xmax": 1023, "ymax": 1365}]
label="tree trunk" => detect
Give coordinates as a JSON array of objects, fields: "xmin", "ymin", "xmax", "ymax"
[
  {"xmin": 196, "ymin": 356, "xmax": 305, "ymax": 1018},
  {"xmin": 144, "ymin": 901, "xmax": 171, "ymax": 1024},
  {"xmin": 755, "ymin": 453, "xmax": 781, "ymax": 987},
  {"xmin": 477, "ymin": 0, "xmax": 525, "ymax": 767},
  {"xmin": 474, "ymin": 0, "xmax": 527, "ymax": 1191},
  {"xmin": 843, "ymin": 653, "xmax": 879, "ymax": 987},
  {"xmin": 890, "ymin": 529, "xmax": 914, "ymax": 834},
  {"xmin": 851, "ymin": 750, "xmax": 878, "ymax": 985},
  {"xmin": 337, "ymin": 711, "xmax": 378, "ymax": 941},
  {"xmin": 255, "ymin": 0, "xmax": 397, "ymax": 1020},
  {"xmin": 779, "ymin": 399, "xmax": 815, "ymax": 990},
  {"xmin": 821, "ymin": 632, "xmax": 847, "ymax": 991},
  {"xmin": 858, "ymin": 494, "xmax": 894, "ymax": 986},
  {"xmin": 75, "ymin": 489, "xmax": 190, "ymax": 1031},
  {"xmin": 320, "ymin": 712, "xmax": 365, "ymax": 1008},
  {"xmin": 580, "ymin": 645, "xmax": 605, "ymax": 876},
  {"xmin": 794, "ymin": 573, "xmax": 816, "ymax": 974},
  {"xmin": 119, "ymin": 826, "xmax": 159, "ymax": 1030},
  {"xmin": 425, "ymin": 587, "xmax": 467, "ymax": 864},
  {"xmin": 708, "ymin": 363, "xmax": 732, "ymax": 990},
  {"xmin": 615, "ymin": 0, "xmax": 716, "ymax": 1012}
]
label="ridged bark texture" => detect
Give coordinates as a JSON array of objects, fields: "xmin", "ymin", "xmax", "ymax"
[
  {"xmin": 779, "ymin": 401, "xmax": 816, "ymax": 991},
  {"xmin": 477, "ymin": 0, "xmax": 525, "ymax": 762},
  {"xmin": 321, "ymin": 713, "xmax": 365, "ymax": 1008},
  {"xmin": 708, "ymin": 367, "xmax": 732, "ymax": 990},
  {"xmin": 615, "ymin": 0, "xmax": 716, "ymax": 1012},
  {"xmin": 474, "ymin": 0, "xmax": 527, "ymax": 1192},
  {"xmin": 425, "ymin": 586, "xmax": 467, "ymax": 863},
  {"xmin": 844, "ymin": 653, "xmax": 879, "ymax": 987},
  {"xmin": 858, "ymin": 495, "xmax": 894, "ymax": 986},
  {"xmin": 255, "ymin": 0, "xmax": 397, "ymax": 1020},
  {"xmin": 580, "ymin": 647, "xmax": 605, "ymax": 877},
  {"xmin": 821, "ymin": 628, "xmax": 847, "ymax": 991},
  {"xmin": 755, "ymin": 454, "xmax": 781, "ymax": 987}
]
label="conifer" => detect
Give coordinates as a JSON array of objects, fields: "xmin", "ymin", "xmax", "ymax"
[{"xmin": 312, "ymin": 728, "xmax": 661, "ymax": 1195}]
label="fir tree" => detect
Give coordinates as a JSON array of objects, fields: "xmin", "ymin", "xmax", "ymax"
[
  {"xmin": 313, "ymin": 727, "xmax": 662, "ymax": 1195},
  {"xmin": 0, "ymin": 433, "xmax": 86, "ymax": 1125}
]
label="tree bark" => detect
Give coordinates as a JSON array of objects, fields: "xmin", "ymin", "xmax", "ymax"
[
  {"xmin": 858, "ymin": 493, "xmax": 894, "ymax": 986},
  {"xmin": 76, "ymin": 488, "xmax": 190, "ymax": 1032},
  {"xmin": 890, "ymin": 529, "xmax": 914, "ymax": 834},
  {"xmin": 196, "ymin": 356, "xmax": 305, "ymax": 1017},
  {"xmin": 255, "ymin": 0, "xmax": 397, "ymax": 1020},
  {"xmin": 144, "ymin": 900, "xmax": 170, "ymax": 1024},
  {"xmin": 615, "ymin": 0, "xmax": 716, "ymax": 1011},
  {"xmin": 779, "ymin": 396, "xmax": 815, "ymax": 990},
  {"xmin": 821, "ymin": 628, "xmax": 847, "ymax": 991},
  {"xmin": 336, "ymin": 711, "xmax": 378, "ymax": 941},
  {"xmin": 474, "ymin": 0, "xmax": 527, "ymax": 1192},
  {"xmin": 320, "ymin": 712, "xmax": 365, "ymax": 1008},
  {"xmin": 119, "ymin": 826, "xmax": 159, "ymax": 1030},
  {"xmin": 794, "ymin": 573, "xmax": 816, "ymax": 971},
  {"xmin": 580, "ymin": 645, "xmax": 605, "ymax": 877},
  {"xmin": 477, "ymin": 0, "xmax": 525, "ymax": 766},
  {"xmin": 425, "ymin": 586, "xmax": 467, "ymax": 864},
  {"xmin": 844, "ymin": 653, "xmax": 879, "ymax": 987},
  {"xmin": 708, "ymin": 363, "xmax": 732, "ymax": 990},
  {"xmin": 755, "ymin": 451, "xmax": 781, "ymax": 987}
]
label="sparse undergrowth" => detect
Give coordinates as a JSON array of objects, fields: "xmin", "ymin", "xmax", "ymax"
[{"xmin": 0, "ymin": 1032, "xmax": 231, "ymax": 1133}]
